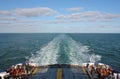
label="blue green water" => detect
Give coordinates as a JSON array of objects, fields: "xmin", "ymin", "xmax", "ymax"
[{"xmin": 0, "ymin": 33, "xmax": 120, "ymax": 72}]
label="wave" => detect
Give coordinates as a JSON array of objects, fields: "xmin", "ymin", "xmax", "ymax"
[{"xmin": 27, "ymin": 34, "xmax": 101, "ymax": 66}]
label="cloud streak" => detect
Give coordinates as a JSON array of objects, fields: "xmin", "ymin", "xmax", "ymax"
[
  {"xmin": 0, "ymin": 11, "xmax": 11, "ymax": 16},
  {"xmin": 0, "ymin": 17, "xmax": 16, "ymax": 21},
  {"xmin": 67, "ymin": 7, "xmax": 83, "ymax": 12},
  {"xmin": 14, "ymin": 7, "xmax": 57, "ymax": 17},
  {"xmin": 55, "ymin": 11, "xmax": 120, "ymax": 22},
  {"xmin": 0, "ymin": 7, "xmax": 57, "ymax": 17},
  {"xmin": 55, "ymin": 15, "xmax": 66, "ymax": 19}
]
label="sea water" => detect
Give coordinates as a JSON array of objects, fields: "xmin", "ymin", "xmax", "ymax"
[{"xmin": 0, "ymin": 33, "xmax": 120, "ymax": 72}]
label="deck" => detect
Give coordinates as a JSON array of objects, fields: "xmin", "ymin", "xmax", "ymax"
[{"xmin": 27, "ymin": 64, "xmax": 90, "ymax": 79}]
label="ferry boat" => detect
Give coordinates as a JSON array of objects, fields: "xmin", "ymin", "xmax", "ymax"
[{"xmin": 0, "ymin": 62, "xmax": 120, "ymax": 79}]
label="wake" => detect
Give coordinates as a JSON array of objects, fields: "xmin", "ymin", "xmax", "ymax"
[
  {"xmin": 28, "ymin": 36, "xmax": 60, "ymax": 66},
  {"xmin": 66, "ymin": 36, "xmax": 101, "ymax": 65},
  {"xmin": 27, "ymin": 34, "xmax": 101, "ymax": 66}
]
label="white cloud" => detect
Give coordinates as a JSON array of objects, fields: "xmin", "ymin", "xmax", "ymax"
[
  {"xmin": 67, "ymin": 7, "xmax": 83, "ymax": 12},
  {"xmin": 55, "ymin": 11, "xmax": 103, "ymax": 22},
  {"xmin": 1, "ymin": 25, "xmax": 120, "ymax": 33},
  {"xmin": 0, "ymin": 17, "xmax": 16, "ymax": 21},
  {"xmin": 15, "ymin": 20, "xmax": 40, "ymax": 23},
  {"xmin": 55, "ymin": 11, "xmax": 120, "ymax": 22},
  {"xmin": 0, "ymin": 11, "xmax": 11, "ymax": 16},
  {"xmin": 45, "ymin": 20, "xmax": 68, "ymax": 24},
  {"xmin": 102, "ymin": 14, "xmax": 120, "ymax": 19},
  {"xmin": 67, "ymin": 11, "xmax": 101, "ymax": 21},
  {"xmin": 55, "ymin": 15, "xmax": 66, "ymax": 19},
  {"xmin": 0, "ymin": 7, "xmax": 120, "ymax": 33},
  {"xmin": 14, "ymin": 7, "xmax": 57, "ymax": 17}
]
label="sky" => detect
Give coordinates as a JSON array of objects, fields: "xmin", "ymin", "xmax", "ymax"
[{"xmin": 0, "ymin": 0, "xmax": 120, "ymax": 33}]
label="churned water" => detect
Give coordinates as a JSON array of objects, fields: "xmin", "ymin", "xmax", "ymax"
[{"xmin": 0, "ymin": 33, "xmax": 120, "ymax": 72}]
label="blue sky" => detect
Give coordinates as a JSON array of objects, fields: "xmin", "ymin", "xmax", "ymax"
[{"xmin": 0, "ymin": 0, "xmax": 120, "ymax": 33}]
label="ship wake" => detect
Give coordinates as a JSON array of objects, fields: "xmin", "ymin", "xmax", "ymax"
[{"xmin": 28, "ymin": 34, "xmax": 101, "ymax": 66}]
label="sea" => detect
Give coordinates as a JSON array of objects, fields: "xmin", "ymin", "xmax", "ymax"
[{"xmin": 0, "ymin": 33, "xmax": 120, "ymax": 72}]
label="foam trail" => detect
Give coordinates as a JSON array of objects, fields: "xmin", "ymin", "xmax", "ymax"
[
  {"xmin": 90, "ymin": 54, "xmax": 101, "ymax": 63},
  {"xmin": 28, "ymin": 36, "xmax": 60, "ymax": 66},
  {"xmin": 64, "ymin": 35, "xmax": 101, "ymax": 65},
  {"xmin": 28, "ymin": 34, "xmax": 101, "ymax": 66}
]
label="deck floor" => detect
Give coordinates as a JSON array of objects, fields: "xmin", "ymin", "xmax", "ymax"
[{"xmin": 27, "ymin": 65, "xmax": 89, "ymax": 79}]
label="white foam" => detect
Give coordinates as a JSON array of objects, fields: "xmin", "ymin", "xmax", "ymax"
[
  {"xmin": 66, "ymin": 36, "xmax": 101, "ymax": 65},
  {"xmin": 28, "ymin": 36, "xmax": 60, "ymax": 66},
  {"xmin": 27, "ymin": 34, "xmax": 102, "ymax": 66},
  {"xmin": 90, "ymin": 54, "xmax": 101, "ymax": 63}
]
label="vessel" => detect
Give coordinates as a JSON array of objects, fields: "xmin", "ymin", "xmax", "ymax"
[{"xmin": 0, "ymin": 62, "xmax": 120, "ymax": 79}]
